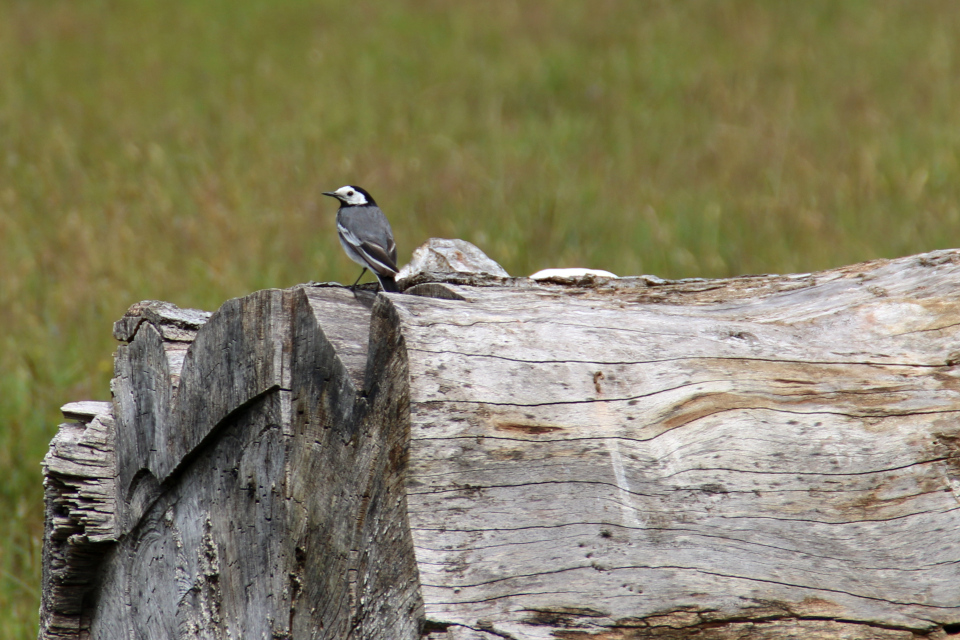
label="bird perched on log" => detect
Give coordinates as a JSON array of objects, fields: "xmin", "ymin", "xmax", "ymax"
[{"xmin": 322, "ymin": 185, "xmax": 400, "ymax": 293}]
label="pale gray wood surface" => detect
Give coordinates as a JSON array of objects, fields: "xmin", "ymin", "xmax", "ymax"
[
  {"xmin": 394, "ymin": 249, "xmax": 960, "ymax": 639},
  {"xmin": 396, "ymin": 238, "xmax": 510, "ymax": 287},
  {"xmin": 39, "ymin": 245, "xmax": 960, "ymax": 639},
  {"xmin": 40, "ymin": 286, "xmax": 423, "ymax": 640}
]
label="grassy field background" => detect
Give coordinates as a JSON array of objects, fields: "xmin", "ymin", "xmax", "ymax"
[{"xmin": 3, "ymin": 0, "xmax": 960, "ymax": 634}]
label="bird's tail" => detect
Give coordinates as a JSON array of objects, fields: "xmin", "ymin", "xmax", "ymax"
[{"xmin": 377, "ymin": 274, "xmax": 400, "ymax": 293}]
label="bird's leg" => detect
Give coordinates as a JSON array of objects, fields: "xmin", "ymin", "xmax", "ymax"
[{"xmin": 351, "ymin": 267, "xmax": 368, "ymax": 291}]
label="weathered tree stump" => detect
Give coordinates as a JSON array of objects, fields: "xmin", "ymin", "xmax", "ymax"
[{"xmin": 40, "ymin": 243, "xmax": 960, "ymax": 639}]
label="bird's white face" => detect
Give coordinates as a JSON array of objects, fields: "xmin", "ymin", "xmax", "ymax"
[{"xmin": 331, "ymin": 186, "xmax": 369, "ymax": 206}]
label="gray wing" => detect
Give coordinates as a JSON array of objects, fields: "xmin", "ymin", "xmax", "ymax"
[{"xmin": 337, "ymin": 206, "xmax": 399, "ymax": 275}]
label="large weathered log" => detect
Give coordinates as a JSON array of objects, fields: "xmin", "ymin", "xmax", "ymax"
[{"xmin": 40, "ymin": 244, "xmax": 960, "ymax": 639}]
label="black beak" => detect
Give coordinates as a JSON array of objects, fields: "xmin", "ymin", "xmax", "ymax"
[{"xmin": 322, "ymin": 191, "xmax": 337, "ymax": 198}]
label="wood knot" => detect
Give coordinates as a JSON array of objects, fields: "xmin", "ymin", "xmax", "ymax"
[{"xmin": 593, "ymin": 371, "xmax": 605, "ymax": 394}]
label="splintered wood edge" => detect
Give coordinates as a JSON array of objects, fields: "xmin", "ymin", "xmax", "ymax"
[{"xmin": 61, "ymin": 400, "xmax": 114, "ymax": 422}]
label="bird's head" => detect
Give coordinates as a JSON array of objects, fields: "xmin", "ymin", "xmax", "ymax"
[{"xmin": 322, "ymin": 185, "xmax": 375, "ymax": 207}]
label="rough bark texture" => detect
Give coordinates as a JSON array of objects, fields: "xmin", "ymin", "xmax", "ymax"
[
  {"xmin": 40, "ymin": 245, "xmax": 960, "ymax": 639},
  {"xmin": 40, "ymin": 401, "xmax": 116, "ymax": 639}
]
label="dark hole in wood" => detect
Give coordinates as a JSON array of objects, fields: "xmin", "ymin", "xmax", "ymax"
[
  {"xmin": 944, "ymin": 624, "xmax": 960, "ymax": 635},
  {"xmin": 422, "ymin": 620, "xmax": 453, "ymax": 633}
]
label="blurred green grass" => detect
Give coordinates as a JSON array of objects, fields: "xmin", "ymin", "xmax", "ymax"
[{"xmin": 3, "ymin": 0, "xmax": 960, "ymax": 635}]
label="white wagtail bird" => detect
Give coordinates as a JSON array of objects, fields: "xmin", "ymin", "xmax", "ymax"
[{"xmin": 322, "ymin": 185, "xmax": 400, "ymax": 293}]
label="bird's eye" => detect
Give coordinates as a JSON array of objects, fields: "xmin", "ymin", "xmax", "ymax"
[{"xmin": 347, "ymin": 191, "xmax": 355, "ymax": 196}]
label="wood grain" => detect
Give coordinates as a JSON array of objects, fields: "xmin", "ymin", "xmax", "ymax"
[
  {"xmin": 395, "ymin": 249, "xmax": 960, "ymax": 638},
  {"xmin": 39, "ymin": 402, "xmax": 117, "ymax": 639},
  {"xmin": 41, "ymin": 287, "xmax": 423, "ymax": 639},
  {"xmin": 39, "ymin": 246, "xmax": 960, "ymax": 639}
]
